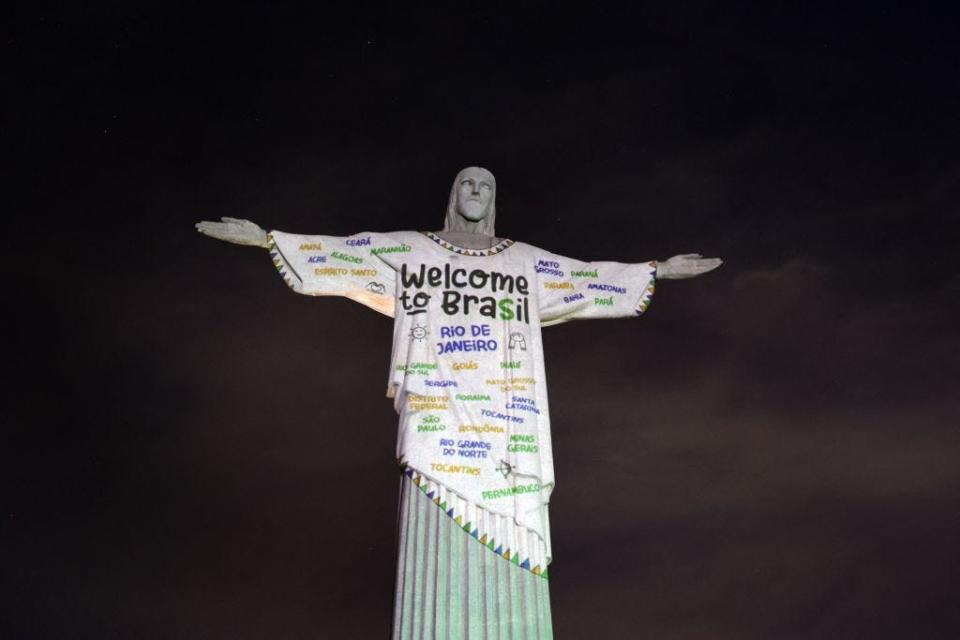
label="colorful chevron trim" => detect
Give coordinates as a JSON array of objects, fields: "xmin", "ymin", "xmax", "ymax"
[
  {"xmin": 400, "ymin": 464, "xmax": 549, "ymax": 580},
  {"xmin": 422, "ymin": 231, "xmax": 515, "ymax": 257},
  {"xmin": 635, "ymin": 262, "xmax": 657, "ymax": 316},
  {"xmin": 266, "ymin": 234, "xmax": 302, "ymax": 290}
]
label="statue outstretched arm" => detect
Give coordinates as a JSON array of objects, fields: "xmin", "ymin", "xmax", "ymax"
[
  {"xmin": 657, "ymin": 253, "xmax": 723, "ymax": 279},
  {"xmin": 195, "ymin": 218, "xmax": 401, "ymax": 316},
  {"xmin": 265, "ymin": 228, "xmax": 404, "ymax": 318},
  {"xmin": 195, "ymin": 217, "xmax": 271, "ymax": 248},
  {"xmin": 536, "ymin": 248, "xmax": 721, "ymax": 326}
]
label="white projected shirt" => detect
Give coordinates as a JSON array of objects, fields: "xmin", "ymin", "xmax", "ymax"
[{"xmin": 268, "ymin": 230, "xmax": 656, "ymax": 558}]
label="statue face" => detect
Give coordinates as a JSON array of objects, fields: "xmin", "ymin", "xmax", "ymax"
[{"xmin": 455, "ymin": 168, "xmax": 495, "ymax": 222}]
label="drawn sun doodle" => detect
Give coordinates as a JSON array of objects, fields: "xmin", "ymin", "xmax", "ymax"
[
  {"xmin": 495, "ymin": 459, "xmax": 514, "ymax": 479},
  {"xmin": 508, "ymin": 332, "xmax": 527, "ymax": 351},
  {"xmin": 409, "ymin": 324, "xmax": 429, "ymax": 341}
]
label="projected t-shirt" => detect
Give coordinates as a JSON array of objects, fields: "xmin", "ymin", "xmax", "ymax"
[{"xmin": 268, "ymin": 230, "xmax": 656, "ymax": 565}]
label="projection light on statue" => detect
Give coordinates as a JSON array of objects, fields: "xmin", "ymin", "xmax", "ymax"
[{"xmin": 195, "ymin": 166, "xmax": 722, "ymax": 639}]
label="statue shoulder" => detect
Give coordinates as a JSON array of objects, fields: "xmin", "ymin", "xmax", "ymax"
[
  {"xmin": 506, "ymin": 239, "xmax": 539, "ymax": 254},
  {"xmin": 366, "ymin": 230, "xmax": 422, "ymax": 244}
]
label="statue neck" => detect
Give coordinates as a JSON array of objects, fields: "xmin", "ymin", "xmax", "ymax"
[
  {"xmin": 433, "ymin": 230, "xmax": 502, "ymax": 250},
  {"xmin": 438, "ymin": 211, "xmax": 499, "ymax": 249}
]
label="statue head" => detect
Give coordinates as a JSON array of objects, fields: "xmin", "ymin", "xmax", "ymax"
[{"xmin": 444, "ymin": 166, "xmax": 496, "ymax": 236}]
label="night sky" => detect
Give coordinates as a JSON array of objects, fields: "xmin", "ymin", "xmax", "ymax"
[{"xmin": 6, "ymin": 2, "xmax": 960, "ymax": 638}]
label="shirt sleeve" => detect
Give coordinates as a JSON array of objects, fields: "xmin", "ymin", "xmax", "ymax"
[
  {"xmin": 267, "ymin": 230, "xmax": 400, "ymax": 317},
  {"xmin": 534, "ymin": 248, "xmax": 657, "ymax": 327}
]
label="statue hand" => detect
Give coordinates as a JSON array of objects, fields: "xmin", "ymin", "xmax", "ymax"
[
  {"xmin": 657, "ymin": 253, "xmax": 723, "ymax": 279},
  {"xmin": 195, "ymin": 217, "xmax": 271, "ymax": 248}
]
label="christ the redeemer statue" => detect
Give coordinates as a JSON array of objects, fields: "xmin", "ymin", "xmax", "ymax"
[{"xmin": 197, "ymin": 167, "xmax": 721, "ymax": 639}]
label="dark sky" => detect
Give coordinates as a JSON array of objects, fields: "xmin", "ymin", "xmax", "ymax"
[{"xmin": 6, "ymin": 2, "xmax": 960, "ymax": 638}]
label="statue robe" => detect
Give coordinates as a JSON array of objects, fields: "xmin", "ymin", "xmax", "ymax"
[{"xmin": 268, "ymin": 229, "xmax": 656, "ymax": 636}]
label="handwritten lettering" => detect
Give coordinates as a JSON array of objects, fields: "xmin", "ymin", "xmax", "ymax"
[
  {"xmin": 479, "ymin": 409, "xmax": 525, "ymax": 424},
  {"xmin": 401, "ymin": 263, "xmax": 528, "ymax": 294},
  {"xmin": 407, "ymin": 395, "xmax": 449, "ymax": 411},
  {"xmin": 431, "ymin": 463, "xmax": 481, "ymax": 476},
  {"xmin": 505, "ymin": 396, "xmax": 540, "ymax": 414},
  {"xmin": 507, "ymin": 433, "xmax": 539, "ymax": 453},
  {"xmin": 485, "ymin": 376, "xmax": 535, "ymax": 392},
  {"xmin": 441, "ymin": 292, "xmax": 530, "ymax": 323},
  {"xmin": 399, "ymin": 263, "xmax": 531, "ymax": 324},
  {"xmin": 437, "ymin": 339, "xmax": 498, "ymax": 355},
  {"xmin": 371, "ymin": 244, "xmax": 412, "ymax": 255},
  {"xmin": 454, "ymin": 439, "xmax": 492, "ymax": 459},
  {"xmin": 587, "ymin": 283, "xmax": 627, "ymax": 294},
  {"xmin": 484, "ymin": 377, "xmax": 536, "ymax": 386},
  {"xmin": 454, "ymin": 393, "xmax": 491, "ymax": 401},
  {"xmin": 396, "ymin": 362, "xmax": 437, "ymax": 376},
  {"xmin": 535, "ymin": 259, "xmax": 565, "ymax": 277},
  {"xmin": 459, "ymin": 423, "xmax": 505, "ymax": 433},
  {"xmin": 332, "ymin": 251, "xmax": 363, "ymax": 264},
  {"xmin": 417, "ymin": 415, "xmax": 446, "ymax": 432},
  {"xmin": 482, "ymin": 483, "xmax": 541, "ymax": 501}
]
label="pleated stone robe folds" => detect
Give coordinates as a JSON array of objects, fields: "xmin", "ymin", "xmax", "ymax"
[{"xmin": 267, "ymin": 229, "xmax": 656, "ymax": 639}]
